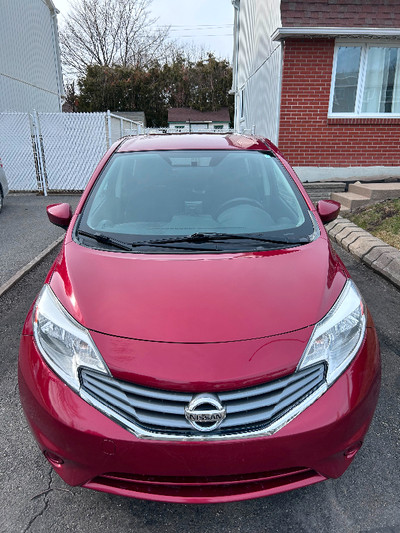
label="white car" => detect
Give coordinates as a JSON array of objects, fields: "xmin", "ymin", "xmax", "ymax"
[{"xmin": 0, "ymin": 157, "xmax": 9, "ymax": 213}]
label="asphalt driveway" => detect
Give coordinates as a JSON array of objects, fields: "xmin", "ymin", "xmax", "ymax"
[{"xmin": 0, "ymin": 193, "xmax": 80, "ymax": 289}]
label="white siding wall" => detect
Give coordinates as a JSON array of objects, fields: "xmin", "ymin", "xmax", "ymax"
[
  {"xmin": 233, "ymin": 0, "xmax": 282, "ymax": 143},
  {"xmin": 0, "ymin": 0, "xmax": 63, "ymax": 112}
]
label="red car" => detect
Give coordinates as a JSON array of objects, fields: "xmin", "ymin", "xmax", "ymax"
[{"xmin": 19, "ymin": 134, "xmax": 380, "ymax": 504}]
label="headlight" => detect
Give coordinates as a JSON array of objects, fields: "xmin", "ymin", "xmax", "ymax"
[
  {"xmin": 298, "ymin": 280, "xmax": 366, "ymax": 385},
  {"xmin": 33, "ymin": 285, "xmax": 109, "ymax": 391}
]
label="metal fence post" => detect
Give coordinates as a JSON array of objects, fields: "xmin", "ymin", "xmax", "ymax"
[
  {"xmin": 106, "ymin": 110, "xmax": 112, "ymax": 148},
  {"xmin": 31, "ymin": 111, "xmax": 48, "ymax": 196}
]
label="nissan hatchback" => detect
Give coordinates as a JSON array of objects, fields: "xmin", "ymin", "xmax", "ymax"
[{"xmin": 19, "ymin": 134, "xmax": 380, "ymax": 503}]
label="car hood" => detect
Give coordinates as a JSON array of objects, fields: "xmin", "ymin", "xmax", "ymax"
[{"xmin": 49, "ymin": 237, "xmax": 347, "ymax": 344}]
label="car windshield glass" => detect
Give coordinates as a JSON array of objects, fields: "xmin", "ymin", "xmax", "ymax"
[{"xmin": 78, "ymin": 150, "xmax": 315, "ymax": 251}]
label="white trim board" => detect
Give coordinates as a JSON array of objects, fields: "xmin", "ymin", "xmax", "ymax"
[{"xmin": 294, "ymin": 166, "xmax": 400, "ymax": 182}]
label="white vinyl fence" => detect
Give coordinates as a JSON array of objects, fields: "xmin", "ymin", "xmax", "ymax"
[{"xmin": 0, "ymin": 111, "xmax": 142, "ymax": 193}]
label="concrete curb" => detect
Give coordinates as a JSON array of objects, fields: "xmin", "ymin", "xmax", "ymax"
[
  {"xmin": 326, "ymin": 217, "xmax": 400, "ymax": 290},
  {"xmin": 0, "ymin": 235, "xmax": 64, "ymax": 298}
]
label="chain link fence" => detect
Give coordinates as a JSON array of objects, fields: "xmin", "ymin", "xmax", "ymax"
[
  {"xmin": 39, "ymin": 112, "xmax": 108, "ymax": 191},
  {"xmin": 0, "ymin": 113, "xmax": 39, "ymax": 191},
  {"xmin": 0, "ymin": 111, "xmax": 142, "ymax": 193}
]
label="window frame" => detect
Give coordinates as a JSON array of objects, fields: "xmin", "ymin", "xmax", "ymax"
[{"xmin": 328, "ymin": 39, "xmax": 400, "ymax": 118}]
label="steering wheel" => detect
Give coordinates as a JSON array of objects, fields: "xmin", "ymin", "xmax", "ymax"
[
  {"xmin": 98, "ymin": 219, "xmax": 114, "ymax": 229},
  {"xmin": 216, "ymin": 197, "xmax": 264, "ymax": 217}
]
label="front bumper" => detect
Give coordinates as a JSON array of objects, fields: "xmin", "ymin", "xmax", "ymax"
[{"xmin": 18, "ymin": 325, "xmax": 380, "ymax": 504}]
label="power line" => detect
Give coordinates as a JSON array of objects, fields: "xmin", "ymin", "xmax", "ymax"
[
  {"xmin": 155, "ymin": 24, "xmax": 233, "ymax": 27},
  {"xmin": 155, "ymin": 24, "xmax": 233, "ymax": 30},
  {"xmin": 174, "ymin": 34, "xmax": 233, "ymax": 38}
]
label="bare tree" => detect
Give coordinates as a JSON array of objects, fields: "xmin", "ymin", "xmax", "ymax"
[{"xmin": 60, "ymin": 0, "xmax": 170, "ymax": 75}]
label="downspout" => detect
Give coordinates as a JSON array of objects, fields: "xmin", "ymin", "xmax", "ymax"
[
  {"xmin": 229, "ymin": 0, "xmax": 240, "ymax": 132},
  {"xmin": 49, "ymin": 5, "xmax": 65, "ymax": 111},
  {"xmin": 276, "ymin": 43, "xmax": 283, "ymax": 145}
]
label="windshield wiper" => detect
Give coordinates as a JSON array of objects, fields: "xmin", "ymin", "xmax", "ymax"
[
  {"xmin": 77, "ymin": 229, "xmax": 216, "ymax": 251},
  {"xmin": 138, "ymin": 232, "xmax": 309, "ymax": 246},
  {"xmin": 77, "ymin": 230, "xmax": 133, "ymax": 251},
  {"xmin": 78, "ymin": 229, "xmax": 308, "ymax": 251}
]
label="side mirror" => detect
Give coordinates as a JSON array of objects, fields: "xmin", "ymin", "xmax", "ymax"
[
  {"xmin": 47, "ymin": 203, "xmax": 72, "ymax": 229},
  {"xmin": 316, "ymin": 199, "xmax": 341, "ymax": 225}
]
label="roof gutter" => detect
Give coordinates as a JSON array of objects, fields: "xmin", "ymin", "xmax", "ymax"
[
  {"xmin": 45, "ymin": 0, "xmax": 60, "ymax": 14},
  {"xmin": 272, "ymin": 27, "xmax": 400, "ymax": 41},
  {"xmin": 49, "ymin": 8, "xmax": 65, "ymax": 106}
]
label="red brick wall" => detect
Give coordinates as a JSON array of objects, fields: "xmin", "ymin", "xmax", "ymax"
[
  {"xmin": 281, "ymin": 0, "xmax": 400, "ymax": 28},
  {"xmin": 278, "ymin": 38, "xmax": 400, "ymax": 167}
]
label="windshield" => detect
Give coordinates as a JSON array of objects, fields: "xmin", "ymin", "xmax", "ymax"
[{"xmin": 77, "ymin": 150, "xmax": 315, "ymax": 252}]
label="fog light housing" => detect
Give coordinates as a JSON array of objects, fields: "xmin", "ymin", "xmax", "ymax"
[
  {"xmin": 344, "ymin": 441, "xmax": 362, "ymax": 460},
  {"xmin": 44, "ymin": 450, "xmax": 64, "ymax": 467}
]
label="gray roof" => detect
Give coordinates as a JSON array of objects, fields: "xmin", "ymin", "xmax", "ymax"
[{"xmin": 168, "ymin": 107, "xmax": 230, "ymax": 123}]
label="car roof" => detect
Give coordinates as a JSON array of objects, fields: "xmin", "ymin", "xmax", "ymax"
[{"xmin": 117, "ymin": 134, "xmax": 274, "ymax": 153}]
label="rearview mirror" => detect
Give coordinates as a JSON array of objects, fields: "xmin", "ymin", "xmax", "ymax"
[
  {"xmin": 316, "ymin": 200, "xmax": 341, "ymax": 225},
  {"xmin": 47, "ymin": 203, "xmax": 72, "ymax": 229}
]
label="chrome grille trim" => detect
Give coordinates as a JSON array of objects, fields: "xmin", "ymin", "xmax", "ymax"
[{"xmin": 79, "ymin": 363, "xmax": 327, "ymax": 441}]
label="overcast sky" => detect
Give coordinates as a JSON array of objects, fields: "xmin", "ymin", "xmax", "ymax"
[{"xmin": 53, "ymin": 0, "xmax": 234, "ymax": 61}]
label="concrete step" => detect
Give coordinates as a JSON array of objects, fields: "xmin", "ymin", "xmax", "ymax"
[
  {"xmin": 304, "ymin": 182, "xmax": 346, "ymax": 203},
  {"xmin": 331, "ymin": 191, "xmax": 371, "ymax": 210},
  {"xmin": 349, "ymin": 182, "xmax": 400, "ymax": 201}
]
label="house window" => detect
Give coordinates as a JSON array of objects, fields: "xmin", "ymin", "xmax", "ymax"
[
  {"xmin": 330, "ymin": 42, "xmax": 400, "ymax": 116},
  {"xmin": 174, "ymin": 125, "xmax": 185, "ymax": 129},
  {"xmin": 214, "ymin": 125, "xmax": 224, "ymax": 130}
]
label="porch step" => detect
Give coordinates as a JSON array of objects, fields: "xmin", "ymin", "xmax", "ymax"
[
  {"xmin": 348, "ymin": 182, "xmax": 400, "ymax": 201},
  {"xmin": 330, "ymin": 191, "xmax": 371, "ymax": 211},
  {"xmin": 330, "ymin": 181, "xmax": 400, "ymax": 212}
]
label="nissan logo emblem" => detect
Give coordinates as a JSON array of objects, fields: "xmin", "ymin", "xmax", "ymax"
[{"xmin": 184, "ymin": 393, "xmax": 226, "ymax": 432}]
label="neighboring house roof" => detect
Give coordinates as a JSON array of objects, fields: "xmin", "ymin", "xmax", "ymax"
[
  {"xmin": 280, "ymin": 0, "xmax": 400, "ymax": 28},
  {"xmin": 111, "ymin": 111, "xmax": 146, "ymax": 126},
  {"xmin": 168, "ymin": 108, "xmax": 230, "ymax": 123}
]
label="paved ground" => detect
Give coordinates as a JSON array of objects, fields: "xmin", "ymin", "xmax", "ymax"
[
  {"xmin": 0, "ymin": 193, "xmax": 80, "ymax": 288},
  {"xmin": 0, "ymin": 236, "xmax": 399, "ymax": 532}
]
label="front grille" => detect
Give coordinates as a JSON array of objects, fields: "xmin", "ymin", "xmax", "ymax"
[{"xmin": 80, "ymin": 362, "xmax": 326, "ymax": 438}]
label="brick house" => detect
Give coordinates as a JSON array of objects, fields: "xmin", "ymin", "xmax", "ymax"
[{"xmin": 231, "ymin": 0, "xmax": 400, "ymax": 181}]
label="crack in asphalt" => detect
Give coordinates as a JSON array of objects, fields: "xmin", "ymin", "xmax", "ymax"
[{"xmin": 23, "ymin": 468, "xmax": 53, "ymax": 533}]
